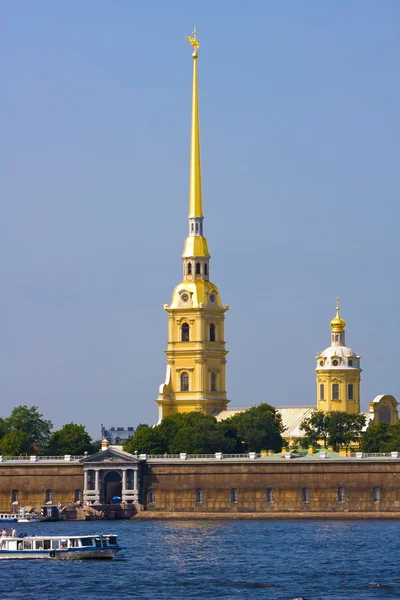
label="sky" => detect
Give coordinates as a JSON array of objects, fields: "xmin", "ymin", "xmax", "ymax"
[{"xmin": 1, "ymin": 1, "xmax": 399, "ymax": 439}]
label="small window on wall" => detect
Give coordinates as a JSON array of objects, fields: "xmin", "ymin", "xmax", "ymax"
[
  {"xmin": 181, "ymin": 323, "xmax": 190, "ymax": 342},
  {"xmin": 231, "ymin": 488, "xmax": 238, "ymax": 503},
  {"xmin": 211, "ymin": 372, "xmax": 217, "ymax": 392},
  {"xmin": 187, "ymin": 263, "xmax": 192, "ymax": 275},
  {"xmin": 302, "ymin": 487, "xmax": 310, "ymax": 504},
  {"xmin": 320, "ymin": 384, "xmax": 325, "ymax": 400},
  {"xmin": 266, "ymin": 488, "xmax": 274, "ymax": 503},
  {"xmin": 348, "ymin": 384, "xmax": 354, "ymax": 400},
  {"xmin": 181, "ymin": 372, "xmax": 189, "ymax": 392},
  {"xmin": 372, "ymin": 487, "xmax": 380, "ymax": 502},
  {"xmin": 11, "ymin": 490, "xmax": 18, "ymax": 503},
  {"xmin": 74, "ymin": 489, "xmax": 82, "ymax": 503},
  {"xmin": 338, "ymin": 487, "xmax": 345, "ymax": 503},
  {"xmin": 332, "ymin": 384, "xmax": 339, "ymax": 400},
  {"xmin": 196, "ymin": 488, "xmax": 203, "ymax": 504},
  {"xmin": 196, "ymin": 262, "xmax": 201, "ymax": 274},
  {"xmin": 204, "ymin": 263, "xmax": 208, "ymax": 275},
  {"xmin": 45, "ymin": 489, "xmax": 53, "ymax": 503},
  {"xmin": 148, "ymin": 489, "xmax": 155, "ymax": 504},
  {"xmin": 210, "ymin": 323, "xmax": 216, "ymax": 342}
]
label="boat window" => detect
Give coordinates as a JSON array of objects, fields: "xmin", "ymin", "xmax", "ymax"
[
  {"xmin": 51, "ymin": 540, "xmax": 60, "ymax": 550},
  {"xmin": 8, "ymin": 541, "xmax": 17, "ymax": 551},
  {"xmin": 80, "ymin": 537, "xmax": 94, "ymax": 547},
  {"xmin": 69, "ymin": 538, "xmax": 79, "ymax": 548},
  {"xmin": 60, "ymin": 540, "xmax": 68, "ymax": 549},
  {"xmin": 35, "ymin": 540, "xmax": 44, "ymax": 550},
  {"xmin": 95, "ymin": 538, "xmax": 102, "ymax": 548},
  {"xmin": 43, "ymin": 540, "xmax": 51, "ymax": 550},
  {"xmin": 23, "ymin": 540, "xmax": 32, "ymax": 550},
  {"xmin": 108, "ymin": 536, "xmax": 117, "ymax": 546}
]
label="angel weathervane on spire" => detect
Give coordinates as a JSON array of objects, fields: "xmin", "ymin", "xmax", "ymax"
[{"xmin": 185, "ymin": 26, "xmax": 200, "ymax": 54}]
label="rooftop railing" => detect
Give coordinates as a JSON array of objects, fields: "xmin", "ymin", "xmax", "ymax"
[{"xmin": 0, "ymin": 455, "xmax": 85, "ymax": 463}]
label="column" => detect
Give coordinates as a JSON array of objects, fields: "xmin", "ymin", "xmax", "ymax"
[
  {"xmin": 94, "ymin": 469, "xmax": 100, "ymax": 503},
  {"xmin": 84, "ymin": 470, "xmax": 89, "ymax": 492},
  {"xmin": 133, "ymin": 468, "xmax": 139, "ymax": 503},
  {"xmin": 122, "ymin": 469, "xmax": 127, "ymax": 491}
]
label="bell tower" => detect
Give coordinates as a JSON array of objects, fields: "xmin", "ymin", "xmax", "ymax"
[
  {"xmin": 315, "ymin": 299, "xmax": 362, "ymax": 414},
  {"xmin": 156, "ymin": 29, "xmax": 229, "ymax": 421}
]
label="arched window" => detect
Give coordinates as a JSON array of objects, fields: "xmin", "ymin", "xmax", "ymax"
[
  {"xmin": 302, "ymin": 487, "xmax": 310, "ymax": 504},
  {"xmin": 181, "ymin": 323, "xmax": 190, "ymax": 342},
  {"xmin": 181, "ymin": 372, "xmax": 189, "ymax": 392},
  {"xmin": 372, "ymin": 487, "xmax": 381, "ymax": 502},
  {"xmin": 195, "ymin": 223, "xmax": 199, "ymax": 233},
  {"xmin": 211, "ymin": 372, "xmax": 217, "ymax": 392},
  {"xmin": 332, "ymin": 384, "xmax": 339, "ymax": 400},
  {"xmin": 210, "ymin": 323, "xmax": 216, "ymax": 342},
  {"xmin": 338, "ymin": 487, "xmax": 345, "ymax": 503},
  {"xmin": 148, "ymin": 489, "xmax": 155, "ymax": 504},
  {"xmin": 196, "ymin": 488, "xmax": 203, "ymax": 504},
  {"xmin": 45, "ymin": 489, "xmax": 53, "ymax": 504},
  {"xmin": 204, "ymin": 263, "xmax": 208, "ymax": 275},
  {"xmin": 320, "ymin": 384, "xmax": 324, "ymax": 400},
  {"xmin": 11, "ymin": 490, "xmax": 18, "ymax": 503},
  {"xmin": 348, "ymin": 384, "xmax": 354, "ymax": 400},
  {"xmin": 191, "ymin": 223, "xmax": 194, "ymax": 232},
  {"xmin": 379, "ymin": 405, "xmax": 391, "ymax": 424},
  {"xmin": 266, "ymin": 487, "xmax": 274, "ymax": 503},
  {"xmin": 74, "ymin": 489, "xmax": 82, "ymax": 503},
  {"xmin": 231, "ymin": 488, "xmax": 238, "ymax": 503},
  {"xmin": 187, "ymin": 262, "xmax": 192, "ymax": 275},
  {"xmin": 196, "ymin": 262, "xmax": 201, "ymax": 275},
  {"xmin": 126, "ymin": 470, "xmax": 134, "ymax": 490}
]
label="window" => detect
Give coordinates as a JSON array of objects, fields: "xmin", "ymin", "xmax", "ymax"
[
  {"xmin": 210, "ymin": 323, "xmax": 216, "ymax": 342},
  {"xmin": 302, "ymin": 487, "xmax": 310, "ymax": 504},
  {"xmin": 348, "ymin": 384, "xmax": 354, "ymax": 400},
  {"xmin": 196, "ymin": 262, "xmax": 201, "ymax": 275},
  {"xmin": 372, "ymin": 487, "xmax": 381, "ymax": 502},
  {"xmin": 332, "ymin": 360, "xmax": 339, "ymax": 366},
  {"xmin": 11, "ymin": 490, "xmax": 18, "ymax": 503},
  {"xmin": 348, "ymin": 359, "xmax": 353, "ymax": 367},
  {"xmin": 231, "ymin": 488, "xmax": 238, "ymax": 503},
  {"xmin": 181, "ymin": 372, "xmax": 189, "ymax": 392},
  {"xmin": 266, "ymin": 487, "xmax": 274, "ymax": 503},
  {"xmin": 204, "ymin": 263, "xmax": 208, "ymax": 275},
  {"xmin": 181, "ymin": 323, "xmax": 190, "ymax": 342},
  {"xmin": 195, "ymin": 223, "xmax": 199, "ymax": 233},
  {"xmin": 187, "ymin": 262, "xmax": 192, "ymax": 275},
  {"xmin": 148, "ymin": 489, "xmax": 155, "ymax": 504},
  {"xmin": 332, "ymin": 384, "xmax": 339, "ymax": 400},
  {"xmin": 335, "ymin": 335, "xmax": 339, "ymax": 341},
  {"xmin": 191, "ymin": 223, "xmax": 194, "ymax": 232},
  {"xmin": 338, "ymin": 487, "xmax": 345, "ymax": 503},
  {"xmin": 196, "ymin": 488, "xmax": 203, "ymax": 504},
  {"xmin": 320, "ymin": 384, "xmax": 324, "ymax": 400},
  {"xmin": 45, "ymin": 489, "xmax": 53, "ymax": 503},
  {"xmin": 126, "ymin": 470, "xmax": 134, "ymax": 490},
  {"xmin": 211, "ymin": 372, "xmax": 217, "ymax": 392},
  {"xmin": 74, "ymin": 489, "xmax": 82, "ymax": 503}
]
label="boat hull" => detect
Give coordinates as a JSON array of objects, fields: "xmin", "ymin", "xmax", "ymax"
[{"xmin": 0, "ymin": 548, "xmax": 119, "ymax": 560}]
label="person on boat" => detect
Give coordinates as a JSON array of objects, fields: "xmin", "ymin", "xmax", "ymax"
[
  {"xmin": 11, "ymin": 528, "xmax": 16, "ymax": 537},
  {"xmin": 1, "ymin": 528, "xmax": 7, "ymax": 537}
]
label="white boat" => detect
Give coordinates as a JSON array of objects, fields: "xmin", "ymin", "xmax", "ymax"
[
  {"xmin": 0, "ymin": 534, "xmax": 122, "ymax": 560},
  {"xmin": 17, "ymin": 515, "xmax": 40, "ymax": 523},
  {"xmin": 0, "ymin": 514, "xmax": 18, "ymax": 523}
]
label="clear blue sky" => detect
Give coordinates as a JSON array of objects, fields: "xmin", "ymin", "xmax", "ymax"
[{"xmin": 1, "ymin": 1, "xmax": 399, "ymax": 438}]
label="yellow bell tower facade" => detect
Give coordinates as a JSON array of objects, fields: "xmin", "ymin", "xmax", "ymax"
[
  {"xmin": 315, "ymin": 299, "xmax": 362, "ymax": 414},
  {"xmin": 156, "ymin": 30, "xmax": 229, "ymax": 421}
]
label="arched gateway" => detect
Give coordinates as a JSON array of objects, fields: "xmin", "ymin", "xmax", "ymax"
[{"xmin": 82, "ymin": 447, "xmax": 143, "ymax": 506}]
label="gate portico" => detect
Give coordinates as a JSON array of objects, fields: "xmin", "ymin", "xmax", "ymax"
[{"xmin": 82, "ymin": 447, "xmax": 143, "ymax": 505}]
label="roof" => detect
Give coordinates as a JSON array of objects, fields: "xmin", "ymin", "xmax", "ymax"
[{"xmin": 215, "ymin": 406, "xmax": 315, "ymax": 439}]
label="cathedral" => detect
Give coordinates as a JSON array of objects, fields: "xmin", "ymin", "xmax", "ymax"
[{"xmin": 155, "ymin": 31, "xmax": 398, "ymax": 437}]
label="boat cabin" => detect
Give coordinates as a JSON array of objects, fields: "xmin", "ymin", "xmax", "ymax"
[{"xmin": 0, "ymin": 535, "xmax": 118, "ymax": 552}]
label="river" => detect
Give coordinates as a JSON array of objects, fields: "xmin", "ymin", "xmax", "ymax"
[{"xmin": 2, "ymin": 519, "xmax": 400, "ymax": 599}]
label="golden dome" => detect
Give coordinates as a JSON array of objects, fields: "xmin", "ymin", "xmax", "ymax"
[{"xmin": 330, "ymin": 297, "xmax": 346, "ymax": 332}]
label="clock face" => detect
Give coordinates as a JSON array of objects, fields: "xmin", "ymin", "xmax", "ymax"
[
  {"xmin": 181, "ymin": 293, "xmax": 189, "ymax": 303},
  {"xmin": 209, "ymin": 293, "xmax": 216, "ymax": 303},
  {"xmin": 332, "ymin": 360, "xmax": 339, "ymax": 366},
  {"xmin": 319, "ymin": 361, "xmax": 324, "ymax": 367}
]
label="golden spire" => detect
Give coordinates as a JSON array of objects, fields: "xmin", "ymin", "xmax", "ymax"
[
  {"xmin": 186, "ymin": 27, "xmax": 203, "ymax": 219},
  {"xmin": 330, "ymin": 296, "xmax": 346, "ymax": 332}
]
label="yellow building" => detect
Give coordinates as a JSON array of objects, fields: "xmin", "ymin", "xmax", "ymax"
[
  {"xmin": 315, "ymin": 299, "xmax": 362, "ymax": 414},
  {"xmin": 156, "ymin": 31, "xmax": 229, "ymax": 421}
]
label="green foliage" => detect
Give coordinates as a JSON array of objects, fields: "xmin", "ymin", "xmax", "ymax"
[
  {"xmin": 125, "ymin": 405, "xmax": 283, "ymax": 455},
  {"xmin": 45, "ymin": 423, "xmax": 93, "ymax": 456},
  {"xmin": 300, "ymin": 411, "xmax": 330, "ymax": 447},
  {"xmin": 360, "ymin": 422, "xmax": 391, "ymax": 452},
  {"xmin": 6, "ymin": 405, "xmax": 52, "ymax": 445},
  {"xmin": 0, "ymin": 430, "xmax": 33, "ymax": 456},
  {"xmin": 301, "ymin": 410, "xmax": 366, "ymax": 450}
]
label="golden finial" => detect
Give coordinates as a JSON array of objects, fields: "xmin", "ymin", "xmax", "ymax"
[
  {"xmin": 185, "ymin": 26, "xmax": 200, "ymax": 56},
  {"xmin": 330, "ymin": 297, "xmax": 346, "ymax": 332},
  {"xmin": 336, "ymin": 296, "xmax": 340, "ymax": 315}
]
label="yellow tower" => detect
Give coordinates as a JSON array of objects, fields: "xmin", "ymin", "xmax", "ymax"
[
  {"xmin": 156, "ymin": 29, "xmax": 229, "ymax": 421},
  {"xmin": 315, "ymin": 299, "xmax": 362, "ymax": 414}
]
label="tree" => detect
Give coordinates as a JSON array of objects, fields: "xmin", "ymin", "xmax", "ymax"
[
  {"xmin": 360, "ymin": 422, "xmax": 391, "ymax": 453},
  {"xmin": 300, "ymin": 411, "xmax": 330, "ymax": 447},
  {"xmin": 380, "ymin": 424, "xmax": 400, "ymax": 453},
  {"xmin": 224, "ymin": 403, "xmax": 284, "ymax": 452},
  {"xmin": 168, "ymin": 412, "xmax": 230, "ymax": 454},
  {"xmin": 6, "ymin": 405, "xmax": 52, "ymax": 446},
  {"xmin": 327, "ymin": 412, "xmax": 366, "ymax": 450},
  {"xmin": 0, "ymin": 430, "xmax": 33, "ymax": 455},
  {"xmin": 124, "ymin": 424, "xmax": 166, "ymax": 455},
  {"xmin": 45, "ymin": 423, "xmax": 93, "ymax": 456}
]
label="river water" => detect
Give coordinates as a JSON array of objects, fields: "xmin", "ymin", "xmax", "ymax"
[{"xmin": 2, "ymin": 519, "xmax": 400, "ymax": 599}]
